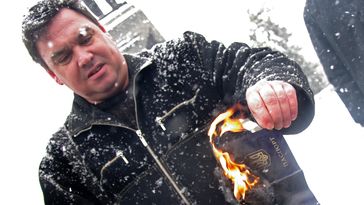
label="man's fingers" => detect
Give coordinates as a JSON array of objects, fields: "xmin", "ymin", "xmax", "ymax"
[
  {"xmin": 258, "ymin": 83, "xmax": 283, "ymax": 130},
  {"xmin": 246, "ymin": 80, "xmax": 298, "ymax": 130},
  {"xmin": 282, "ymin": 83, "xmax": 298, "ymax": 121},
  {"xmin": 269, "ymin": 81, "xmax": 291, "ymax": 128},
  {"xmin": 246, "ymin": 87, "xmax": 274, "ymax": 129}
]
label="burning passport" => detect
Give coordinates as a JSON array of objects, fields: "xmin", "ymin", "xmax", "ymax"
[{"xmin": 208, "ymin": 104, "xmax": 319, "ymax": 205}]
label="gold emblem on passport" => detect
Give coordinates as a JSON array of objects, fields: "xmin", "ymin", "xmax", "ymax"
[{"xmin": 246, "ymin": 149, "xmax": 271, "ymax": 170}]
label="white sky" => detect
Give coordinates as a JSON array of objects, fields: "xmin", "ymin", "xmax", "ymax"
[{"xmin": 0, "ymin": 0, "xmax": 363, "ymax": 204}]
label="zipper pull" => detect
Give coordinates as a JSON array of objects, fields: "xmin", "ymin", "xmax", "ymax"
[
  {"xmin": 155, "ymin": 117, "xmax": 166, "ymax": 131},
  {"xmin": 136, "ymin": 130, "xmax": 148, "ymax": 147},
  {"xmin": 116, "ymin": 150, "xmax": 129, "ymax": 164}
]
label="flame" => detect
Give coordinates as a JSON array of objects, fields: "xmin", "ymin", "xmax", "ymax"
[{"xmin": 208, "ymin": 104, "xmax": 259, "ymax": 200}]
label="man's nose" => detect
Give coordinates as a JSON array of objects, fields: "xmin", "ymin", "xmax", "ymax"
[{"xmin": 77, "ymin": 48, "xmax": 94, "ymax": 69}]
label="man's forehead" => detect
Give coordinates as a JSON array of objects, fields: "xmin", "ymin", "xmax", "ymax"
[
  {"xmin": 41, "ymin": 23, "xmax": 94, "ymax": 42},
  {"xmin": 37, "ymin": 24, "xmax": 92, "ymax": 57},
  {"xmin": 42, "ymin": 8, "xmax": 94, "ymax": 40}
]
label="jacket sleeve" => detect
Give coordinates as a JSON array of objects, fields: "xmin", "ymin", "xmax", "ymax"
[
  {"xmin": 182, "ymin": 31, "xmax": 315, "ymax": 134},
  {"xmin": 304, "ymin": 0, "xmax": 364, "ymax": 124},
  {"xmin": 39, "ymin": 133, "xmax": 104, "ymax": 205}
]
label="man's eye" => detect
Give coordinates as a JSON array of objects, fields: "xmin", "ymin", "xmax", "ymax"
[
  {"xmin": 54, "ymin": 52, "xmax": 72, "ymax": 65},
  {"xmin": 79, "ymin": 34, "xmax": 92, "ymax": 45},
  {"xmin": 79, "ymin": 27, "xmax": 94, "ymax": 45}
]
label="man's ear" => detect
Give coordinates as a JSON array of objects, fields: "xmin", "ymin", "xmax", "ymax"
[
  {"xmin": 97, "ymin": 23, "xmax": 114, "ymax": 41},
  {"xmin": 98, "ymin": 23, "xmax": 106, "ymax": 33},
  {"xmin": 46, "ymin": 69, "xmax": 64, "ymax": 85}
]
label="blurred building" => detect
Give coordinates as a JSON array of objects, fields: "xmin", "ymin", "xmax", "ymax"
[
  {"xmin": 83, "ymin": 1, "xmax": 165, "ymax": 53},
  {"xmin": 83, "ymin": 0, "xmax": 124, "ymax": 19}
]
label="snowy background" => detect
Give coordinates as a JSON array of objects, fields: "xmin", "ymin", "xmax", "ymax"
[{"xmin": 1, "ymin": 0, "xmax": 363, "ymax": 204}]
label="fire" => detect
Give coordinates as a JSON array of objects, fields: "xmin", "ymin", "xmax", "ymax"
[{"xmin": 208, "ymin": 104, "xmax": 259, "ymax": 200}]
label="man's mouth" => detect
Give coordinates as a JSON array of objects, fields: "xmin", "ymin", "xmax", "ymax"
[{"xmin": 88, "ymin": 63, "xmax": 105, "ymax": 79}]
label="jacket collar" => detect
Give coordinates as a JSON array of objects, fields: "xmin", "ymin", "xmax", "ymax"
[{"xmin": 65, "ymin": 54, "xmax": 153, "ymax": 137}]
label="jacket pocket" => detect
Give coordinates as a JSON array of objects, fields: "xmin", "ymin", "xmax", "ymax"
[
  {"xmin": 162, "ymin": 126, "xmax": 228, "ymax": 204},
  {"xmin": 117, "ymin": 166, "xmax": 182, "ymax": 204}
]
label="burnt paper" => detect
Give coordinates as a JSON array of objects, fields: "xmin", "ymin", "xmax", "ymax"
[{"xmin": 214, "ymin": 129, "xmax": 320, "ymax": 205}]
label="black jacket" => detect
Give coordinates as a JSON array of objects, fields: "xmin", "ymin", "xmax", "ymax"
[
  {"xmin": 39, "ymin": 31, "xmax": 315, "ymax": 204},
  {"xmin": 304, "ymin": 0, "xmax": 364, "ymax": 125}
]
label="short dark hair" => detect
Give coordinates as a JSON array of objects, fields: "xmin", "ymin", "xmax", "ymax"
[{"xmin": 22, "ymin": 0, "xmax": 99, "ymax": 70}]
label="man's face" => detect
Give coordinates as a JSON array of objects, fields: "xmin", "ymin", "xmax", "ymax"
[{"xmin": 37, "ymin": 8, "xmax": 128, "ymax": 103}]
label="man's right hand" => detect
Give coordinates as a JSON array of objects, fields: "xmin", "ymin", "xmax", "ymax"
[{"xmin": 245, "ymin": 80, "xmax": 298, "ymax": 130}]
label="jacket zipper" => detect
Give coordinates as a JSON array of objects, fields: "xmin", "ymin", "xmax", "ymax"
[
  {"xmin": 135, "ymin": 130, "xmax": 190, "ymax": 205},
  {"xmin": 133, "ymin": 61, "xmax": 191, "ymax": 204}
]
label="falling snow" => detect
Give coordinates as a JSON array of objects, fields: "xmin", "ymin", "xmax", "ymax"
[{"xmin": 6, "ymin": 0, "xmax": 364, "ymax": 205}]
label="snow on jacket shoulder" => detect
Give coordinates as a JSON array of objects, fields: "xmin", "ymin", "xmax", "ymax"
[{"xmin": 140, "ymin": 31, "xmax": 314, "ymax": 133}]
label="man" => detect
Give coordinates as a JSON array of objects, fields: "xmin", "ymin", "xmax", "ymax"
[
  {"xmin": 22, "ymin": 0, "xmax": 314, "ymax": 204},
  {"xmin": 304, "ymin": 0, "xmax": 364, "ymax": 126}
]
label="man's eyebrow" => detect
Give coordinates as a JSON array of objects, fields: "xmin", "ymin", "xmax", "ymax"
[{"xmin": 77, "ymin": 26, "xmax": 93, "ymax": 38}]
